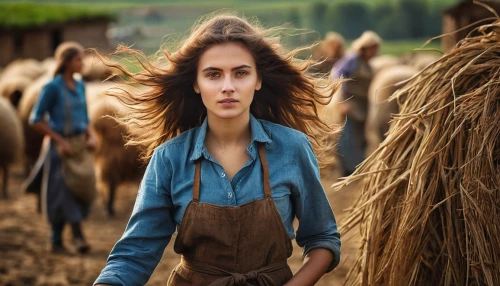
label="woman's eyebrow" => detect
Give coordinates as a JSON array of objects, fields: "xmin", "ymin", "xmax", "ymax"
[{"xmin": 201, "ymin": 64, "xmax": 252, "ymax": 72}]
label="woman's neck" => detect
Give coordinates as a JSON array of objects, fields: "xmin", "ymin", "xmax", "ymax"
[
  {"xmin": 63, "ymin": 71, "xmax": 74, "ymax": 84},
  {"xmin": 205, "ymin": 113, "xmax": 252, "ymax": 150}
]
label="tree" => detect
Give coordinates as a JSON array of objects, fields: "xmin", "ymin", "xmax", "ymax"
[
  {"xmin": 327, "ymin": 1, "xmax": 373, "ymax": 39},
  {"xmin": 373, "ymin": 3, "xmax": 408, "ymax": 39},
  {"xmin": 398, "ymin": 0, "xmax": 428, "ymax": 38},
  {"xmin": 287, "ymin": 7, "xmax": 302, "ymax": 28},
  {"xmin": 310, "ymin": 1, "xmax": 329, "ymax": 36}
]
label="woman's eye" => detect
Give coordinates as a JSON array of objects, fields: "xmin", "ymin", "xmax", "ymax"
[
  {"xmin": 236, "ymin": 71, "xmax": 248, "ymax": 76},
  {"xmin": 207, "ymin": 72, "xmax": 220, "ymax": 78}
]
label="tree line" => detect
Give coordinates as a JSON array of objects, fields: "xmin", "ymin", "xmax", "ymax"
[{"xmin": 300, "ymin": 0, "xmax": 448, "ymax": 40}]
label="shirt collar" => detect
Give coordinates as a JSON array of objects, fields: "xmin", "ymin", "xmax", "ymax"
[{"xmin": 189, "ymin": 114, "xmax": 272, "ymax": 162}]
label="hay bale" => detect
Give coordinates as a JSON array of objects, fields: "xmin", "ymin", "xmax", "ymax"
[{"xmin": 334, "ymin": 19, "xmax": 500, "ymax": 285}]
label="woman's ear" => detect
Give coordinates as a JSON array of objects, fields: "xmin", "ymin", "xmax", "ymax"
[
  {"xmin": 256, "ymin": 77, "xmax": 262, "ymax": 91},
  {"xmin": 193, "ymin": 82, "xmax": 200, "ymax": 94}
]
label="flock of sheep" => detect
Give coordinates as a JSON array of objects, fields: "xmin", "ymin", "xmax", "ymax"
[
  {"xmin": 0, "ymin": 56, "xmax": 144, "ymax": 215},
  {"xmin": 0, "ymin": 50, "xmax": 440, "ymax": 214}
]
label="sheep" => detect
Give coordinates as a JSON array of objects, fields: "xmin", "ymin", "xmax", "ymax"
[
  {"xmin": 0, "ymin": 75, "xmax": 32, "ymax": 107},
  {"xmin": 81, "ymin": 55, "xmax": 121, "ymax": 82},
  {"xmin": 0, "ymin": 97, "xmax": 24, "ymax": 198},
  {"xmin": 87, "ymin": 82, "xmax": 145, "ymax": 216},
  {"xmin": 17, "ymin": 73, "xmax": 52, "ymax": 175},
  {"xmin": 365, "ymin": 65, "xmax": 418, "ymax": 155},
  {"xmin": 0, "ymin": 59, "xmax": 45, "ymax": 82},
  {"xmin": 369, "ymin": 55, "xmax": 403, "ymax": 74},
  {"xmin": 409, "ymin": 53, "xmax": 441, "ymax": 71}
]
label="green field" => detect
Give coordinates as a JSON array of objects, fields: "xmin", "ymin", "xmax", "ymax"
[{"xmin": 1, "ymin": 1, "xmax": 446, "ymax": 57}]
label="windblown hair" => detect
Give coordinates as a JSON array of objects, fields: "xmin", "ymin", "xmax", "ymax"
[
  {"xmin": 96, "ymin": 13, "xmax": 342, "ymax": 167},
  {"xmin": 54, "ymin": 41, "xmax": 84, "ymax": 77}
]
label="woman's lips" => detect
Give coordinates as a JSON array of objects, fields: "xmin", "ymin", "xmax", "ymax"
[{"xmin": 218, "ymin": 98, "xmax": 238, "ymax": 107}]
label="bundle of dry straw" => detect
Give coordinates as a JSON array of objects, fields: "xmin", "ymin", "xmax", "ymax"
[{"xmin": 333, "ymin": 9, "xmax": 500, "ymax": 286}]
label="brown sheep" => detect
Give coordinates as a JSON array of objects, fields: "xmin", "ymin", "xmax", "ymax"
[
  {"xmin": 365, "ymin": 65, "xmax": 417, "ymax": 155},
  {"xmin": 0, "ymin": 97, "xmax": 24, "ymax": 198},
  {"xmin": 87, "ymin": 82, "xmax": 145, "ymax": 216},
  {"xmin": 0, "ymin": 75, "xmax": 32, "ymax": 107},
  {"xmin": 17, "ymin": 74, "xmax": 52, "ymax": 174}
]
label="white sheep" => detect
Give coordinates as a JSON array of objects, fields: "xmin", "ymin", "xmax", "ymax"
[
  {"xmin": 0, "ymin": 59, "xmax": 45, "ymax": 82},
  {"xmin": 369, "ymin": 55, "xmax": 402, "ymax": 74},
  {"xmin": 365, "ymin": 65, "xmax": 418, "ymax": 155},
  {"xmin": 82, "ymin": 55, "xmax": 121, "ymax": 82},
  {"xmin": 408, "ymin": 53, "xmax": 441, "ymax": 72},
  {"xmin": 0, "ymin": 97, "xmax": 24, "ymax": 198}
]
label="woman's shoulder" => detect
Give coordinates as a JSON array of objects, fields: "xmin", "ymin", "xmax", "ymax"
[
  {"xmin": 44, "ymin": 77, "xmax": 61, "ymax": 89},
  {"xmin": 154, "ymin": 126, "xmax": 201, "ymax": 157},
  {"xmin": 258, "ymin": 119, "xmax": 309, "ymax": 148}
]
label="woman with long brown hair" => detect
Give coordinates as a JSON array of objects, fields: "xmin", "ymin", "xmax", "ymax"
[
  {"xmin": 30, "ymin": 42, "xmax": 96, "ymax": 254},
  {"xmin": 95, "ymin": 14, "xmax": 341, "ymax": 286}
]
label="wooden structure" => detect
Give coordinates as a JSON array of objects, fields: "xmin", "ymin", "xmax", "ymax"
[
  {"xmin": 442, "ymin": 0, "xmax": 500, "ymax": 51},
  {"xmin": 0, "ymin": 9, "xmax": 114, "ymax": 66}
]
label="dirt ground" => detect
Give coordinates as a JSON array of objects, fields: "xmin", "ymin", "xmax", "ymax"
[{"xmin": 0, "ymin": 162, "xmax": 361, "ymax": 286}]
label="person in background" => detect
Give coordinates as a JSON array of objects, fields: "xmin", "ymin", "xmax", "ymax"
[
  {"xmin": 332, "ymin": 30, "xmax": 381, "ymax": 176},
  {"xmin": 30, "ymin": 42, "xmax": 96, "ymax": 254},
  {"xmin": 310, "ymin": 31, "xmax": 345, "ymax": 74},
  {"xmin": 94, "ymin": 14, "xmax": 341, "ymax": 286}
]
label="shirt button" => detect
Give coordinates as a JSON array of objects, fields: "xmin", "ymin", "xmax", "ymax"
[
  {"xmin": 221, "ymin": 173, "xmax": 226, "ymax": 177},
  {"xmin": 228, "ymin": 192, "xmax": 233, "ymax": 198}
]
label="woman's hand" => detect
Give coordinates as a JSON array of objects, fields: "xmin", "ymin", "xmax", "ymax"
[
  {"xmin": 283, "ymin": 248, "xmax": 334, "ymax": 286},
  {"xmin": 57, "ymin": 139, "xmax": 72, "ymax": 156},
  {"xmin": 339, "ymin": 102, "xmax": 350, "ymax": 116},
  {"xmin": 86, "ymin": 125, "xmax": 98, "ymax": 151},
  {"xmin": 86, "ymin": 135, "xmax": 97, "ymax": 151}
]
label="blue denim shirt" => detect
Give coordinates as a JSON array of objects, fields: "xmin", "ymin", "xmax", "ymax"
[
  {"xmin": 94, "ymin": 115, "xmax": 341, "ymax": 285},
  {"xmin": 29, "ymin": 74, "xmax": 89, "ymax": 135}
]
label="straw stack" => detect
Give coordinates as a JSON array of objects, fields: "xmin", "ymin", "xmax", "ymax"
[{"xmin": 333, "ymin": 14, "xmax": 500, "ymax": 286}]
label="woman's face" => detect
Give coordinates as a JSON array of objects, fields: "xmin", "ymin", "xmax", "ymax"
[
  {"xmin": 67, "ymin": 52, "xmax": 84, "ymax": 74},
  {"xmin": 363, "ymin": 44, "xmax": 379, "ymax": 60},
  {"xmin": 194, "ymin": 42, "xmax": 261, "ymax": 121}
]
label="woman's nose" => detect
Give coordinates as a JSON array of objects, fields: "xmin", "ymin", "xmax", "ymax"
[{"xmin": 221, "ymin": 77, "xmax": 235, "ymax": 94}]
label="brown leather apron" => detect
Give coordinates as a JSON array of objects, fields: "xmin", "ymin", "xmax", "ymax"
[{"xmin": 168, "ymin": 144, "xmax": 294, "ymax": 286}]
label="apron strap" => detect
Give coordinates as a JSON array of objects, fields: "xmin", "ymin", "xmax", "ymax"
[
  {"xmin": 191, "ymin": 143, "xmax": 271, "ymax": 201},
  {"xmin": 257, "ymin": 144, "xmax": 271, "ymax": 198},
  {"xmin": 193, "ymin": 160, "xmax": 201, "ymax": 202}
]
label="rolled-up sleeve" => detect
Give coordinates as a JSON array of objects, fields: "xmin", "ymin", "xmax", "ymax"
[
  {"xmin": 94, "ymin": 148, "xmax": 175, "ymax": 285},
  {"xmin": 293, "ymin": 134, "xmax": 341, "ymax": 272},
  {"xmin": 29, "ymin": 82, "xmax": 58, "ymax": 124}
]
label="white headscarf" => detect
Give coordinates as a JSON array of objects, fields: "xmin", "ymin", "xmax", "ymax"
[{"xmin": 351, "ymin": 31, "xmax": 382, "ymax": 54}]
